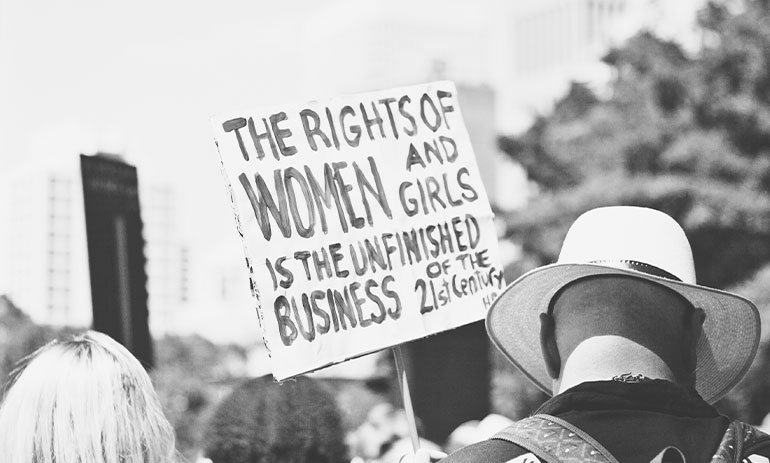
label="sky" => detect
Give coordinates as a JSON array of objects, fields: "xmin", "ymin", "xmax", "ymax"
[{"xmin": 0, "ymin": 0, "xmax": 495, "ymax": 249}]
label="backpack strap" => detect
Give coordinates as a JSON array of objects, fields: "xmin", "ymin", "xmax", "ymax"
[
  {"xmin": 740, "ymin": 422, "xmax": 770, "ymax": 459},
  {"xmin": 492, "ymin": 414, "xmax": 620, "ymax": 463},
  {"xmin": 492, "ymin": 415, "xmax": 770, "ymax": 463},
  {"xmin": 711, "ymin": 420, "xmax": 770, "ymax": 463}
]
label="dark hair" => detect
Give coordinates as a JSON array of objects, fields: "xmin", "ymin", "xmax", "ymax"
[{"xmin": 204, "ymin": 376, "xmax": 347, "ymax": 463}]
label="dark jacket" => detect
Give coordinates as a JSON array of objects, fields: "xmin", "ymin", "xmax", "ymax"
[{"xmin": 442, "ymin": 379, "xmax": 770, "ymax": 463}]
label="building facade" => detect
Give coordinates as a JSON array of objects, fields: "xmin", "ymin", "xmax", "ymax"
[
  {"xmin": 498, "ymin": 0, "xmax": 704, "ymax": 132},
  {"xmin": 0, "ymin": 154, "xmax": 188, "ymax": 333}
]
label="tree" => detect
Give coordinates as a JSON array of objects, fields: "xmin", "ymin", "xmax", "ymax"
[
  {"xmin": 496, "ymin": 0, "xmax": 770, "ymax": 422},
  {"xmin": 0, "ymin": 296, "xmax": 79, "ymax": 391}
]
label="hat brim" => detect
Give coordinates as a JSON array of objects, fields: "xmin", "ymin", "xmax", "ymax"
[{"xmin": 486, "ymin": 263, "xmax": 761, "ymax": 404}]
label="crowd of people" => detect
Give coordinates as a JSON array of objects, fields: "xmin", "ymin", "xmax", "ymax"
[
  {"xmin": 0, "ymin": 327, "xmax": 491, "ymax": 463},
  {"xmin": 3, "ymin": 207, "xmax": 770, "ymax": 462}
]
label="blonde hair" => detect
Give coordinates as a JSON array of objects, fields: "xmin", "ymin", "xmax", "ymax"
[{"xmin": 0, "ymin": 330, "xmax": 177, "ymax": 463}]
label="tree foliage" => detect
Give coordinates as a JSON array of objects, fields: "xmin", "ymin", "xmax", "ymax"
[
  {"xmin": 0, "ymin": 296, "xmax": 79, "ymax": 393},
  {"xmin": 497, "ymin": 0, "xmax": 770, "ymax": 421}
]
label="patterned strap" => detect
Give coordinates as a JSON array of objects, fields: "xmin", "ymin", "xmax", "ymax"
[
  {"xmin": 741, "ymin": 422, "xmax": 770, "ymax": 459},
  {"xmin": 493, "ymin": 416, "xmax": 770, "ymax": 463},
  {"xmin": 492, "ymin": 414, "xmax": 620, "ymax": 463},
  {"xmin": 712, "ymin": 421, "xmax": 770, "ymax": 463}
]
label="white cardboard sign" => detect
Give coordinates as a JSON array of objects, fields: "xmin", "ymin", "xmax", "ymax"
[{"xmin": 212, "ymin": 81, "xmax": 504, "ymax": 380}]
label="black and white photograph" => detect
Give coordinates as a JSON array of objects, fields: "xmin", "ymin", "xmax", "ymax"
[{"xmin": 2, "ymin": 1, "xmax": 770, "ymax": 462}]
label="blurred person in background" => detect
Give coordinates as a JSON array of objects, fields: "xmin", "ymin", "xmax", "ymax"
[
  {"xmin": 443, "ymin": 414, "xmax": 513, "ymax": 455},
  {"xmin": 0, "ymin": 330, "xmax": 177, "ymax": 463},
  {"xmin": 347, "ymin": 403, "xmax": 441, "ymax": 463},
  {"xmin": 202, "ymin": 375, "xmax": 347, "ymax": 463}
]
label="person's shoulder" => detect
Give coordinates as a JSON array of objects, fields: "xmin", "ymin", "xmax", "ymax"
[{"xmin": 441, "ymin": 438, "xmax": 540, "ymax": 463}]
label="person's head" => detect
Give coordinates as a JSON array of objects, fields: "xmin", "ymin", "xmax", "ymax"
[
  {"xmin": 538, "ymin": 275, "xmax": 706, "ymax": 389},
  {"xmin": 204, "ymin": 375, "xmax": 347, "ymax": 463},
  {"xmin": 487, "ymin": 206, "xmax": 760, "ymax": 403},
  {"xmin": 0, "ymin": 330, "xmax": 176, "ymax": 463}
]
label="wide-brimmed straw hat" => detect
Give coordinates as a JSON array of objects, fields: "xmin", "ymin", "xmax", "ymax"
[{"xmin": 487, "ymin": 206, "xmax": 760, "ymax": 403}]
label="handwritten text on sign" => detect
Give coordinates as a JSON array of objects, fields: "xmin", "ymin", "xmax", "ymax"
[{"xmin": 212, "ymin": 81, "xmax": 504, "ymax": 380}]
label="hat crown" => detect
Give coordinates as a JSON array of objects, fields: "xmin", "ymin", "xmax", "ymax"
[{"xmin": 558, "ymin": 206, "xmax": 696, "ymax": 284}]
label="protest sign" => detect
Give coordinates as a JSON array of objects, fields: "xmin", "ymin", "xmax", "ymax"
[{"xmin": 212, "ymin": 81, "xmax": 505, "ymax": 380}]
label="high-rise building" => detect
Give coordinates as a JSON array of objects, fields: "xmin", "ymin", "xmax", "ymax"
[
  {"xmin": 0, "ymin": 158, "xmax": 91, "ymax": 327},
  {"xmin": 496, "ymin": 0, "xmax": 630, "ymax": 131},
  {"xmin": 300, "ymin": 0, "xmax": 493, "ymax": 97},
  {"xmin": 298, "ymin": 0, "xmax": 526, "ymax": 211},
  {"xmin": 497, "ymin": 0, "xmax": 705, "ymax": 132},
  {"xmin": 179, "ymin": 239, "xmax": 261, "ymax": 345},
  {"xmin": 455, "ymin": 83, "xmax": 529, "ymax": 212},
  {"xmin": 141, "ymin": 183, "xmax": 190, "ymax": 333},
  {"xmin": 0, "ymin": 153, "xmax": 188, "ymax": 333}
]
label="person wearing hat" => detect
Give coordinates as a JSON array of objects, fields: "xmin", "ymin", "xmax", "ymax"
[{"xmin": 403, "ymin": 206, "xmax": 770, "ymax": 463}]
